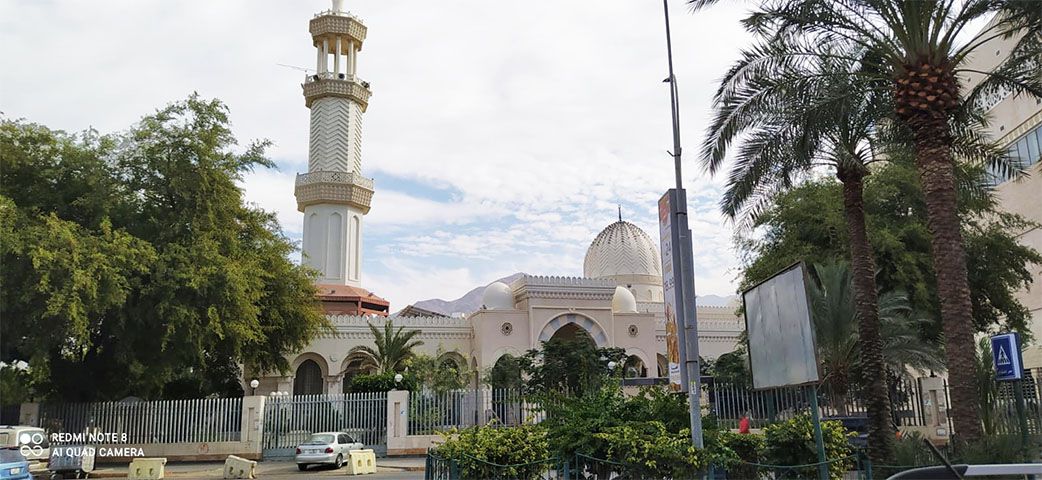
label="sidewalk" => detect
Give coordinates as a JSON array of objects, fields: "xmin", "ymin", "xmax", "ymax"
[{"xmin": 85, "ymin": 457, "xmax": 427, "ymax": 478}]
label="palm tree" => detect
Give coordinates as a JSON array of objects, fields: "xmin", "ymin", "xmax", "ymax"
[
  {"xmin": 345, "ymin": 321, "xmax": 424, "ymax": 374},
  {"xmin": 691, "ymin": 0, "xmax": 1041, "ymax": 444},
  {"xmin": 809, "ymin": 261, "xmax": 944, "ymax": 418},
  {"xmin": 697, "ymin": 40, "xmax": 902, "ymax": 460}
]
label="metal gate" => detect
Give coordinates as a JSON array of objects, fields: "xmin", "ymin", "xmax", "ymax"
[{"xmin": 262, "ymin": 392, "xmax": 387, "ymax": 459}]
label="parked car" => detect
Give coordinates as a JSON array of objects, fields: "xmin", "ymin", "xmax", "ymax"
[
  {"xmin": 0, "ymin": 448, "xmax": 31, "ymax": 480},
  {"xmin": 295, "ymin": 432, "xmax": 363, "ymax": 471},
  {"xmin": 0, "ymin": 427, "xmax": 48, "ymax": 476}
]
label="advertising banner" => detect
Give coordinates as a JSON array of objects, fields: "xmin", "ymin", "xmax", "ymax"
[{"xmin": 659, "ymin": 191, "xmax": 684, "ymax": 391}]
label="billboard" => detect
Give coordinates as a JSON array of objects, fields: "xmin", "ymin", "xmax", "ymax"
[
  {"xmin": 658, "ymin": 190, "xmax": 686, "ymax": 392},
  {"xmin": 742, "ymin": 262, "xmax": 820, "ymax": 390}
]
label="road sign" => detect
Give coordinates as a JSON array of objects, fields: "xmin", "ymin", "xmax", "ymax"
[{"xmin": 992, "ymin": 333, "xmax": 1024, "ymax": 381}]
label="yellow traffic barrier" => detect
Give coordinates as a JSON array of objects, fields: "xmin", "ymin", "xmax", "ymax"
[
  {"xmin": 128, "ymin": 457, "xmax": 167, "ymax": 480},
  {"xmin": 347, "ymin": 449, "xmax": 376, "ymax": 475}
]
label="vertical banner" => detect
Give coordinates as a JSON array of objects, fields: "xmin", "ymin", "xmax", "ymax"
[{"xmin": 659, "ymin": 190, "xmax": 686, "ymax": 392}]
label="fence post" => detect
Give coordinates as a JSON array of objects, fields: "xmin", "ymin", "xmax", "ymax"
[
  {"xmin": 386, "ymin": 390, "xmax": 409, "ymax": 456},
  {"xmin": 241, "ymin": 396, "xmax": 265, "ymax": 457},
  {"xmin": 19, "ymin": 403, "xmax": 39, "ymax": 427}
]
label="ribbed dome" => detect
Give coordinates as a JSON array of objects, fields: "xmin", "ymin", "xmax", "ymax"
[{"xmin": 583, "ymin": 221, "xmax": 662, "ymax": 279}]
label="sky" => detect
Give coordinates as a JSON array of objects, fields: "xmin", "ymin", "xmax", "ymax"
[{"xmin": 1, "ymin": 0, "xmax": 756, "ymax": 309}]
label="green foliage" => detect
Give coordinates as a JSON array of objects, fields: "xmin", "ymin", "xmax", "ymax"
[
  {"xmin": 714, "ymin": 431, "xmax": 765, "ymax": 478},
  {"xmin": 406, "ymin": 352, "xmax": 470, "ymax": 392},
  {"xmin": 538, "ymin": 382, "xmax": 628, "ymax": 460},
  {"xmin": 762, "ymin": 415, "xmax": 854, "ymax": 480},
  {"xmin": 517, "ymin": 329, "xmax": 626, "ymax": 397},
  {"xmin": 487, "ymin": 354, "xmax": 522, "ymax": 390},
  {"xmin": 711, "ymin": 347, "xmax": 751, "ymax": 386},
  {"xmin": 0, "ymin": 96, "xmax": 328, "ymax": 401},
  {"xmin": 954, "ymin": 435, "xmax": 1026, "ymax": 465},
  {"xmin": 346, "ymin": 321, "xmax": 424, "ymax": 374},
  {"xmin": 0, "ymin": 365, "xmax": 34, "ymax": 404},
  {"xmin": 435, "ymin": 424, "xmax": 550, "ymax": 480},
  {"xmin": 620, "ymin": 386, "xmax": 692, "ymax": 433},
  {"xmin": 346, "ymin": 371, "xmax": 418, "ymax": 393},
  {"xmin": 594, "ymin": 421, "xmax": 705, "ymax": 479},
  {"xmin": 738, "ymin": 160, "xmax": 1040, "ymax": 338}
]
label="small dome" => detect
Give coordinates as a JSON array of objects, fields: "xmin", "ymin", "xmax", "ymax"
[
  {"xmin": 584, "ymin": 221, "xmax": 662, "ymax": 279},
  {"xmin": 482, "ymin": 282, "xmax": 514, "ymax": 310},
  {"xmin": 612, "ymin": 286, "xmax": 637, "ymax": 313}
]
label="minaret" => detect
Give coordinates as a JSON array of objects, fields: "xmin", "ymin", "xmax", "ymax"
[{"xmin": 295, "ymin": 0, "xmax": 373, "ymax": 287}]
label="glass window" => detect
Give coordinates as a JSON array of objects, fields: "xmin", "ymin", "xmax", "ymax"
[
  {"xmin": 0, "ymin": 449, "xmax": 24, "ymax": 463},
  {"xmin": 337, "ymin": 434, "xmax": 348, "ymax": 444},
  {"xmin": 1026, "ymin": 127, "xmax": 1040, "ymax": 166},
  {"xmin": 304, "ymin": 433, "xmax": 335, "ymax": 445}
]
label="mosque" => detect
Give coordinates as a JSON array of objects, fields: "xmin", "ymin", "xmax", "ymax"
[{"xmin": 249, "ymin": 1, "xmax": 743, "ymax": 396}]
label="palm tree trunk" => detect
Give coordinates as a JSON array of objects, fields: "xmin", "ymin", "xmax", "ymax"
[
  {"xmin": 838, "ymin": 168, "xmax": 893, "ymax": 464},
  {"xmin": 907, "ymin": 115, "xmax": 984, "ymax": 443}
]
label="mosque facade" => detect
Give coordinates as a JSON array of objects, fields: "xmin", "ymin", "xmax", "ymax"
[{"xmin": 249, "ymin": 1, "xmax": 744, "ymax": 396}]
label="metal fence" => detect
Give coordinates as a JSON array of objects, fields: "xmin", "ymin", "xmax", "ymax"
[
  {"xmin": 262, "ymin": 392, "xmax": 387, "ymax": 458},
  {"xmin": 408, "ymin": 388, "xmax": 547, "ymax": 436},
  {"xmin": 38, "ymin": 397, "xmax": 242, "ymax": 444},
  {"xmin": 707, "ymin": 379, "xmax": 951, "ymax": 433}
]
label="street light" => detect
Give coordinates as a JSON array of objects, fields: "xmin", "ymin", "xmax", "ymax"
[
  {"xmin": 249, "ymin": 379, "xmax": 259, "ymax": 396},
  {"xmin": 393, "ymin": 373, "xmax": 403, "ymax": 389},
  {"xmin": 607, "ymin": 361, "xmax": 617, "ymax": 371}
]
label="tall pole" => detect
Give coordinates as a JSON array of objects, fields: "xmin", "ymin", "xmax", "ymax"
[{"xmin": 662, "ymin": 0, "xmax": 703, "ymax": 449}]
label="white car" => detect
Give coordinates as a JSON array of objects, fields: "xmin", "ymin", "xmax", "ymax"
[
  {"xmin": 0, "ymin": 426, "xmax": 49, "ymax": 475},
  {"xmin": 294, "ymin": 432, "xmax": 363, "ymax": 471}
]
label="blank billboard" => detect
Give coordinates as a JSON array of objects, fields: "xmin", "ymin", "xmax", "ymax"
[{"xmin": 742, "ymin": 262, "xmax": 820, "ymax": 390}]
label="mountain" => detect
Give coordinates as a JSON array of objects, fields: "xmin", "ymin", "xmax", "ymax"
[
  {"xmin": 402, "ymin": 272, "xmax": 735, "ymax": 316},
  {"xmin": 696, "ymin": 294, "xmax": 736, "ymax": 307},
  {"xmin": 406, "ymin": 272, "xmax": 525, "ymax": 316}
]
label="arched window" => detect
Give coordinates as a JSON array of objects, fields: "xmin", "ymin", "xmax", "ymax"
[
  {"xmin": 624, "ymin": 355, "xmax": 647, "ymax": 378},
  {"xmin": 293, "ymin": 359, "xmax": 324, "ymax": 395}
]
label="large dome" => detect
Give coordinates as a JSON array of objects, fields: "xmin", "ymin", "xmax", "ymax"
[{"xmin": 583, "ymin": 221, "xmax": 662, "ymax": 279}]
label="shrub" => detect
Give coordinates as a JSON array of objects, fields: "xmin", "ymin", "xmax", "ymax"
[
  {"xmin": 715, "ymin": 431, "xmax": 765, "ymax": 478},
  {"xmin": 346, "ymin": 371, "xmax": 417, "ymax": 392},
  {"xmin": 594, "ymin": 421, "xmax": 706, "ymax": 479},
  {"xmin": 954, "ymin": 434, "xmax": 1025, "ymax": 464},
  {"xmin": 435, "ymin": 423, "xmax": 550, "ymax": 479},
  {"xmin": 761, "ymin": 415, "xmax": 853, "ymax": 480}
]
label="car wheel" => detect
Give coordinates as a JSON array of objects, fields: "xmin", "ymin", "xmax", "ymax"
[
  {"xmin": 335, "ymin": 453, "xmax": 344, "ymax": 469},
  {"xmin": 297, "ymin": 464, "xmax": 308, "ymax": 471}
]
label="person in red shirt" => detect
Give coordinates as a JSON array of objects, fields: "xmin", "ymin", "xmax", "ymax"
[{"xmin": 738, "ymin": 411, "xmax": 751, "ymax": 434}]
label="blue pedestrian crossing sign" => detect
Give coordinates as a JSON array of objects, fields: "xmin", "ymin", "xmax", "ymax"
[{"xmin": 992, "ymin": 333, "xmax": 1024, "ymax": 381}]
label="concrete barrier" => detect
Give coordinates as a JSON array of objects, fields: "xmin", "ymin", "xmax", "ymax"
[
  {"xmin": 224, "ymin": 455, "xmax": 257, "ymax": 479},
  {"xmin": 128, "ymin": 457, "xmax": 167, "ymax": 480},
  {"xmin": 347, "ymin": 449, "xmax": 376, "ymax": 475}
]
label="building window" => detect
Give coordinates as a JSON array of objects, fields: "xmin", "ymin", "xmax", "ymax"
[{"xmin": 989, "ymin": 122, "xmax": 1042, "ymax": 186}]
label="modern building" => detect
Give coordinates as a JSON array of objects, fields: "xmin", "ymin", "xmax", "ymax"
[
  {"xmin": 248, "ymin": 1, "xmax": 743, "ymax": 396},
  {"xmin": 961, "ymin": 22, "xmax": 1042, "ymax": 367}
]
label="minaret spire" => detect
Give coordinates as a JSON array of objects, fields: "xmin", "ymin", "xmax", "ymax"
[
  {"xmin": 294, "ymin": 4, "xmax": 374, "ymax": 287},
  {"xmin": 618, "ymin": 205, "xmax": 623, "ymax": 222}
]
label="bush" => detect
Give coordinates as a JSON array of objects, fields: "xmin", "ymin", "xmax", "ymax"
[
  {"xmin": 435, "ymin": 423, "xmax": 551, "ymax": 479},
  {"xmin": 761, "ymin": 415, "xmax": 854, "ymax": 480},
  {"xmin": 346, "ymin": 371, "xmax": 417, "ymax": 392},
  {"xmin": 954, "ymin": 434, "xmax": 1026, "ymax": 464},
  {"xmin": 594, "ymin": 421, "xmax": 706, "ymax": 479},
  {"xmin": 715, "ymin": 431, "xmax": 765, "ymax": 478}
]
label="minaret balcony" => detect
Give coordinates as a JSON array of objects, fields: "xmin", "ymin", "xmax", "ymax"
[
  {"xmin": 294, "ymin": 170, "xmax": 374, "ymax": 214},
  {"xmin": 310, "ymin": 11, "xmax": 367, "ymax": 47},
  {"xmin": 302, "ymin": 73, "xmax": 372, "ymax": 110}
]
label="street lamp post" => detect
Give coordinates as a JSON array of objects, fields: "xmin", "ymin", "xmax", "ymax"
[
  {"xmin": 661, "ymin": 0, "xmax": 704, "ymax": 449},
  {"xmin": 249, "ymin": 379, "xmax": 259, "ymax": 396}
]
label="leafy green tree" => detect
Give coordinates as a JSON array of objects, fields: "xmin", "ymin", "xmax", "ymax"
[
  {"xmin": 406, "ymin": 352, "xmax": 470, "ymax": 392},
  {"xmin": 346, "ymin": 321, "xmax": 424, "ymax": 374},
  {"xmin": 711, "ymin": 347, "xmax": 751, "ymax": 386},
  {"xmin": 0, "ymin": 95, "xmax": 328, "ymax": 400},
  {"xmin": 518, "ymin": 329, "xmax": 625, "ymax": 397},
  {"xmin": 693, "ymin": 0, "xmax": 1042, "ymax": 444},
  {"xmin": 736, "ymin": 158, "xmax": 1038, "ymax": 443}
]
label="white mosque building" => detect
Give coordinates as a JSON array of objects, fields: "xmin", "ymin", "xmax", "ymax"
[{"xmin": 249, "ymin": 1, "xmax": 744, "ymax": 396}]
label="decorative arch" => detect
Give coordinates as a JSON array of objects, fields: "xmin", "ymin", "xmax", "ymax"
[
  {"xmin": 438, "ymin": 351, "xmax": 468, "ymax": 373},
  {"xmin": 657, "ymin": 354, "xmax": 668, "ymax": 378},
  {"xmin": 623, "ymin": 355, "xmax": 648, "ymax": 378},
  {"xmin": 293, "ymin": 358, "xmax": 325, "ymax": 395},
  {"xmin": 537, "ymin": 313, "xmax": 609, "ymax": 347}
]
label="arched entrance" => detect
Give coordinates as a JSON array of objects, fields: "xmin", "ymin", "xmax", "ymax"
[
  {"xmin": 657, "ymin": 354, "xmax": 668, "ymax": 378},
  {"xmin": 624, "ymin": 355, "xmax": 647, "ymax": 378},
  {"xmin": 537, "ymin": 313, "xmax": 608, "ymax": 346},
  {"xmin": 293, "ymin": 359, "xmax": 324, "ymax": 395}
]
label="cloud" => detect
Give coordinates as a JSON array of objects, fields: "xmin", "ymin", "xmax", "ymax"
[{"xmin": 3, "ymin": 0, "xmax": 755, "ymax": 309}]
